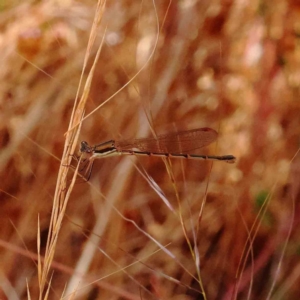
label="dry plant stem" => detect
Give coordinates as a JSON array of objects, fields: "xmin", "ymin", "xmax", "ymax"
[
  {"xmin": 65, "ymin": 0, "xmax": 161, "ymax": 295},
  {"xmin": 147, "ymin": 7, "xmax": 211, "ymax": 294},
  {"xmin": 87, "ymin": 239, "xmax": 157, "ymax": 299},
  {"xmin": 38, "ymin": 1, "xmax": 106, "ymax": 298},
  {"xmin": 80, "ymin": 0, "xmax": 159, "ymax": 126},
  {"xmin": 163, "ymin": 157, "xmax": 207, "ymax": 299},
  {"xmin": 134, "ymin": 162, "xmax": 176, "ymax": 212},
  {"xmin": 231, "ymin": 205, "xmax": 255, "ymax": 300},
  {"xmin": 2, "ymin": 225, "xmax": 144, "ymax": 300},
  {"xmin": 191, "ymin": 163, "xmax": 215, "ymax": 296},
  {"xmin": 64, "ymin": 159, "xmax": 135, "ymax": 297},
  {"xmin": 235, "ymin": 191, "xmax": 275, "ymax": 293},
  {"xmin": 73, "ymin": 244, "xmax": 172, "ymax": 300},
  {"xmin": 67, "ymin": 2, "xmax": 211, "ymax": 291},
  {"xmin": 26, "ymin": 280, "xmax": 31, "ymax": 300},
  {"xmin": 267, "ymin": 152, "xmax": 300, "ymax": 299},
  {"xmin": 69, "ymin": 1, "xmax": 106, "ymax": 131},
  {"xmin": 64, "ymin": 166, "xmax": 202, "ymax": 297},
  {"xmin": 270, "ymin": 150, "xmax": 300, "ymax": 299},
  {"xmin": 232, "ymin": 149, "xmax": 297, "ymax": 300}
]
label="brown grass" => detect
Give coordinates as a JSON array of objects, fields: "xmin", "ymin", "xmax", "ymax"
[{"xmin": 1, "ymin": 0, "xmax": 300, "ymax": 299}]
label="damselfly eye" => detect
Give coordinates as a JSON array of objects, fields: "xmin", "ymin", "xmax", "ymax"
[{"xmin": 80, "ymin": 141, "xmax": 91, "ymax": 153}]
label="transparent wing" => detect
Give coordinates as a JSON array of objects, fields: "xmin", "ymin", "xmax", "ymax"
[{"xmin": 115, "ymin": 128, "xmax": 218, "ymax": 153}]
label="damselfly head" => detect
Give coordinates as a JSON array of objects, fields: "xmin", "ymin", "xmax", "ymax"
[{"xmin": 80, "ymin": 141, "xmax": 92, "ymax": 154}]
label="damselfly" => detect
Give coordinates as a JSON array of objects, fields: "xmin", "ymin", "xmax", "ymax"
[{"xmin": 78, "ymin": 127, "xmax": 236, "ymax": 180}]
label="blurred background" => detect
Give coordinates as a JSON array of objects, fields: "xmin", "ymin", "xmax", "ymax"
[{"xmin": 0, "ymin": 0, "xmax": 300, "ymax": 299}]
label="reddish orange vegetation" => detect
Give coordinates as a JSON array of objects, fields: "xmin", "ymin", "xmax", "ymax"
[{"xmin": 1, "ymin": 1, "xmax": 300, "ymax": 299}]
